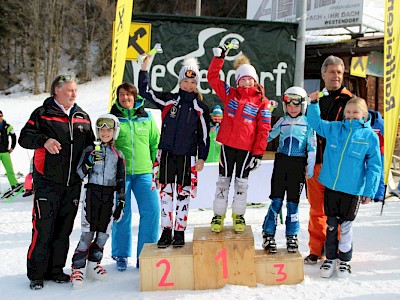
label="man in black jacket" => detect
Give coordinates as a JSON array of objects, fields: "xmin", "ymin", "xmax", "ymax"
[
  {"xmin": 19, "ymin": 74, "xmax": 95, "ymax": 290},
  {"xmin": 0, "ymin": 111, "xmax": 19, "ymax": 190}
]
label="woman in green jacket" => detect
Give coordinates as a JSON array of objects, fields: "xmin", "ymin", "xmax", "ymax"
[{"xmin": 110, "ymin": 82, "xmax": 160, "ymax": 270}]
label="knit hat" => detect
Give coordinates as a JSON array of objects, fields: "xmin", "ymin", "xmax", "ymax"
[
  {"xmin": 234, "ymin": 54, "xmax": 258, "ymax": 85},
  {"xmin": 178, "ymin": 57, "xmax": 200, "ymax": 84},
  {"xmin": 212, "ymin": 105, "xmax": 223, "ymax": 117},
  {"xmin": 0, "ymin": 110, "xmax": 2, "ymax": 115}
]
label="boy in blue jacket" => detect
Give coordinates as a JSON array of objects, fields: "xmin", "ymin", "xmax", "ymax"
[{"xmin": 307, "ymin": 96, "xmax": 381, "ymax": 279}]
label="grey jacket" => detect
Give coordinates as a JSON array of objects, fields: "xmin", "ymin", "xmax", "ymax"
[{"xmin": 77, "ymin": 143, "xmax": 126, "ymax": 201}]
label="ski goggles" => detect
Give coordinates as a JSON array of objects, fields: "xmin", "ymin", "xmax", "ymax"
[
  {"xmin": 57, "ymin": 74, "xmax": 76, "ymax": 84},
  {"xmin": 96, "ymin": 118, "xmax": 116, "ymax": 129},
  {"xmin": 283, "ymin": 94, "xmax": 304, "ymax": 105}
]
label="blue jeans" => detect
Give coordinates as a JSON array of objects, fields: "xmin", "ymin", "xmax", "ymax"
[{"xmin": 112, "ymin": 173, "xmax": 160, "ymax": 260}]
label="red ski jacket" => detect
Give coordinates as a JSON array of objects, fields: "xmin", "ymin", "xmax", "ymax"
[{"xmin": 207, "ymin": 57, "xmax": 271, "ymax": 156}]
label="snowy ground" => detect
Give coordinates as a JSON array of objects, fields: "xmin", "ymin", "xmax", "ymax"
[{"xmin": 0, "ymin": 77, "xmax": 399, "ymax": 299}]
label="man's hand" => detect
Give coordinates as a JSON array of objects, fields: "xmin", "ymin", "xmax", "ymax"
[
  {"xmin": 44, "ymin": 138, "xmax": 62, "ymax": 154},
  {"xmin": 196, "ymin": 159, "xmax": 205, "ymax": 172},
  {"xmin": 9, "ymin": 148, "xmax": 14, "ymax": 153},
  {"xmin": 361, "ymin": 196, "xmax": 371, "ymax": 204}
]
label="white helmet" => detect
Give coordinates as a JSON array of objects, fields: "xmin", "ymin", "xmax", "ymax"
[
  {"xmin": 283, "ymin": 86, "xmax": 308, "ymax": 115},
  {"xmin": 95, "ymin": 113, "xmax": 120, "ymax": 141}
]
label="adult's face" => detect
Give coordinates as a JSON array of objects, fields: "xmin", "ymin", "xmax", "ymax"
[
  {"xmin": 54, "ymin": 82, "xmax": 77, "ymax": 110},
  {"xmin": 321, "ymin": 64, "xmax": 344, "ymax": 92},
  {"xmin": 118, "ymin": 87, "xmax": 135, "ymax": 109}
]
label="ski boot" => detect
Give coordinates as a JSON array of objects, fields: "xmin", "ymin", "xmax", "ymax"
[
  {"xmin": 86, "ymin": 261, "xmax": 108, "ymax": 281},
  {"xmin": 157, "ymin": 228, "xmax": 173, "ymax": 248},
  {"xmin": 211, "ymin": 214, "xmax": 225, "ymax": 233},
  {"xmin": 172, "ymin": 230, "xmax": 185, "ymax": 248},
  {"xmin": 71, "ymin": 267, "xmax": 84, "ymax": 289},
  {"xmin": 232, "ymin": 213, "xmax": 246, "ymax": 233},
  {"xmin": 116, "ymin": 257, "xmax": 128, "ymax": 271},
  {"xmin": 286, "ymin": 235, "xmax": 298, "ymax": 253},
  {"xmin": 262, "ymin": 233, "xmax": 277, "ymax": 254}
]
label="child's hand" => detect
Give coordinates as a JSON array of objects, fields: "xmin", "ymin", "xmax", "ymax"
[
  {"xmin": 308, "ymin": 91, "xmax": 320, "ymax": 103},
  {"xmin": 361, "ymin": 196, "xmax": 371, "ymax": 204},
  {"xmin": 113, "ymin": 200, "xmax": 125, "ymax": 222},
  {"xmin": 196, "ymin": 159, "xmax": 205, "ymax": 172},
  {"xmin": 141, "ymin": 54, "xmax": 151, "ymax": 71},
  {"xmin": 306, "ymin": 166, "xmax": 314, "ymax": 179}
]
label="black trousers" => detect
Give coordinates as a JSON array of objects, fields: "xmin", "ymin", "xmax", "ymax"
[
  {"xmin": 324, "ymin": 188, "xmax": 360, "ymax": 261},
  {"xmin": 270, "ymin": 153, "xmax": 306, "ymax": 203},
  {"xmin": 27, "ymin": 178, "xmax": 81, "ymax": 280}
]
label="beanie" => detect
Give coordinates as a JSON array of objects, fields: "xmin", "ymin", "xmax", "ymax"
[
  {"xmin": 0, "ymin": 110, "xmax": 2, "ymax": 115},
  {"xmin": 178, "ymin": 57, "xmax": 200, "ymax": 84},
  {"xmin": 235, "ymin": 64, "xmax": 258, "ymax": 85},
  {"xmin": 212, "ymin": 105, "xmax": 223, "ymax": 117}
]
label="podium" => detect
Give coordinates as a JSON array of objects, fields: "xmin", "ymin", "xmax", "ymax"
[{"xmin": 140, "ymin": 226, "xmax": 304, "ymax": 291}]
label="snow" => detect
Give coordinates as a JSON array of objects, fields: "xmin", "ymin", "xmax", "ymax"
[{"xmin": 0, "ymin": 76, "xmax": 399, "ymax": 299}]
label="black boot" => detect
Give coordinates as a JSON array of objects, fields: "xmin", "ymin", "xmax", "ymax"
[
  {"xmin": 172, "ymin": 230, "xmax": 185, "ymax": 248},
  {"xmin": 157, "ymin": 228, "xmax": 173, "ymax": 248},
  {"xmin": 286, "ymin": 235, "xmax": 298, "ymax": 253}
]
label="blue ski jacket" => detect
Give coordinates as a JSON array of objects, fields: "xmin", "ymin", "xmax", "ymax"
[{"xmin": 307, "ymin": 103, "xmax": 381, "ymax": 198}]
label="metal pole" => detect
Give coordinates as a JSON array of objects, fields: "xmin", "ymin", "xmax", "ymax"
[
  {"xmin": 196, "ymin": 0, "xmax": 201, "ymax": 16},
  {"xmin": 294, "ymin": 0, "xmax": 307, "ymax": 87}
]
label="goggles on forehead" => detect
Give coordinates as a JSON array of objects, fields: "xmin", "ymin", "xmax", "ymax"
[
  {"xmin": 96, "ymin": 118, "xmax": 115, "ymax": 129},
  {"xmin": 283, "ymin": 94, "xmax": 304, "ymax": 105},
  {"xmin": 57, "ymin": 74, "xmax": 76, "ymax": 84}
]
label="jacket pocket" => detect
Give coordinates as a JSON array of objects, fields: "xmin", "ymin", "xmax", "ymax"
[{"xmin": 347, "ymin": 140, "xmax": 368, "ymax": 160}]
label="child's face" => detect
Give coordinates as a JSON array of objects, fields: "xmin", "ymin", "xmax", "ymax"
[
  {"xmin": 180, "ymin": 78, "xmax": 197, "ymax": 93},
  {"xmin": 344, "ymin": 103, "xmax": 365, "ymax": 120},
  {"xmin": 286, "ymin": 102, "xmax": 302, "ymax": 118},
  {"xmin": 238, "ymin": 76, "xmax": 255, "ymax": 88},
  {"xmin": 212, "ymin": 114, "xmax": 222, "ymax": 123},
  {"xmin": 98, "ymin": 127, "xmax": 114, "ymax": 143}
]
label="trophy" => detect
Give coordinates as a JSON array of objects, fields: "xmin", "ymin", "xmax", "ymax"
[
  {"xmin": 213, "ymin": 39, "xmax": 240, "ymax": 57},
  {"xmin": 225, "ymin": 38, "xmax": 240, "ymax": 50},
  {"xmin": 137, "ymin": 43, "xmax": 163, "ymax": 63},
  {"xmin": 93, "ymin": 140, "xmax": 103, "ymax": 165}
]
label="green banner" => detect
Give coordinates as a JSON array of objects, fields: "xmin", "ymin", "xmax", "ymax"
[{"xmin": 125, "ymin": 14, "xmax": 297, "ymax": 116}]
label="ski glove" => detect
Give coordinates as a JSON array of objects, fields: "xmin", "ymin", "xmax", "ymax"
[
  {"xmin": 85, "ymin": 149, "xmax": 102, "ymax": 167},
  {"xmin": 113, "ymin": 200, "xmax": 125, "ymax": 222},
  {"xmin": 247, "ymin": 155, "xmax": 262, "ymax": 171},
  {"xmin": 212, "ymin": 43, "xmax": 230, "ymax": 59}
]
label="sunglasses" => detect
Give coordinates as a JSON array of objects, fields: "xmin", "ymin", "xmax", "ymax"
[
  {"xmin": 96, "ymin": 118, "xmax": 115, "ymax": 129},
  {"xmin": 57, "ymin": 74, "xmax": 76, "ymax": 84},
  {"xmin": 283, "ymin": 94, "xmax": 304, "ymax": 105}
]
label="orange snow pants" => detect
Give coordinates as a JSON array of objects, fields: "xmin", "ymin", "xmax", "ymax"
[{"xmin": 306, "ymin": 164, "xmax": 326, "ymax": 256}]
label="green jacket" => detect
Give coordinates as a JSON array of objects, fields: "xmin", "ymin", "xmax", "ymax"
[
  {"xmin": 205, "ymin": 123, "xmax": 221, "ymax": 163},
  {"xmin": 110, "ymin": 96, "xmax": 160, "ymax": 175}
]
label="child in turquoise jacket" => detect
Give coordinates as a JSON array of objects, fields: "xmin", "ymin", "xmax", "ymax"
[{"xmin": 307, "ymin": 96, "xmax": 381, "ymax": 279}]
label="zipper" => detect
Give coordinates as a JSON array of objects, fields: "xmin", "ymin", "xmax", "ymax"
[
  {"xmin": 67, "ymin": 113, "xmax": 75, "ymax": 186},
  {"xmin": 333, "ymin": 120, "xmax": 352, "ymax": 189}
]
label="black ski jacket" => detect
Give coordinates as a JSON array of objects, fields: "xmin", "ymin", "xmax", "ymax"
[{"xmin": 18, "ymin": 97, "xmax": 95, "ymax": 186}]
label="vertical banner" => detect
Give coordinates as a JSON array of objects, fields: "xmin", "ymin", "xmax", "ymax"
[
  {"xmin": 108, "ymin": 0, "xmax": 133, "ymax": 110},
  {"xmin": 384, "ymin": 0, "xmax": 400, "ymax": 184}
]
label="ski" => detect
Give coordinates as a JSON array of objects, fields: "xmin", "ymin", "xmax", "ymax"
[
  {"xmin": 1, "ymin": 183, "xmax": 24, "ymax": 199},
  {"xmin": 5, "ymin": 189, "xmax": 24, "ymax": 203}
]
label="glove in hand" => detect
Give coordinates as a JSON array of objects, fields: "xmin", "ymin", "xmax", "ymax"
[
  {"xmin": 113, "ymin": 200, "xmax": 125, "ymax": 222},
  {"xmin": 247, "ymin": 155, "xmax": 262, "ymax": 171},
  {"xmin": 212, "ymin": 44, "xmax": 229, "ymax": 58}
]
